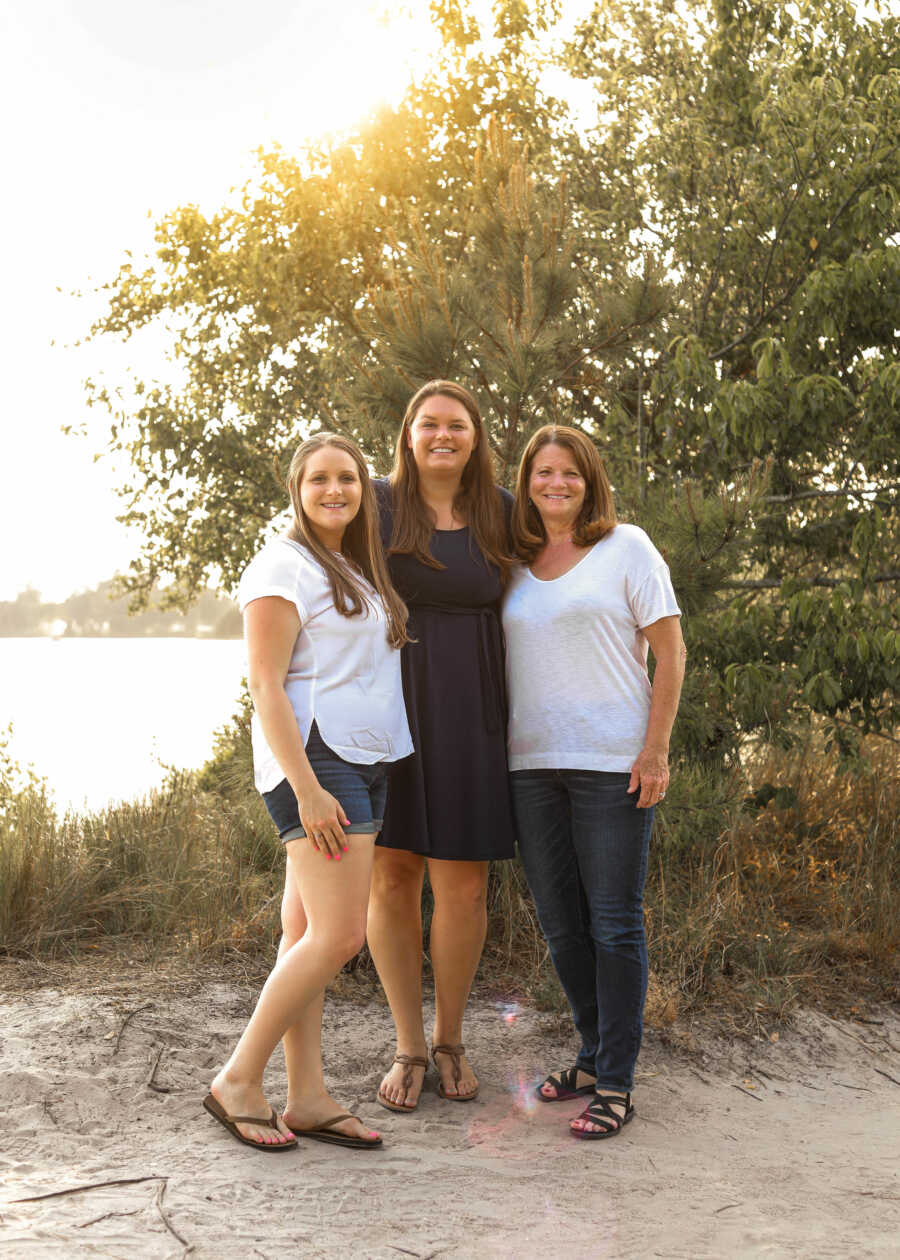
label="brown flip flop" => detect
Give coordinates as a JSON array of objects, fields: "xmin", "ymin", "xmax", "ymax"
[
  {"xmin": 202, "ymin": 1093, "xmax": 297, "ymax": 1151},
  {"xmin": 376, "ymin": 1053, "xmax": 428, "ymax": 1113},
  {"xmin": 290, "ymin": 1111, "xmax": 383, "ymax": 1149},
  {"xmin": 431, "ymin": 1043, "xmax": 479, "ymax": 1102}
]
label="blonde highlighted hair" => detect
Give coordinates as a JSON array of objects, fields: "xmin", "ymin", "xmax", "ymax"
[
  {"xmin": 512, "ymin": 424, "xmax": 617, "ymax": 562},
  {"xmin": 286, "ymin": 433, "xmax": 409, "ymax": 648}
]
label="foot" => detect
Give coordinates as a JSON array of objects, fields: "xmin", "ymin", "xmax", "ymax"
[
  {"xmin": 432, "ymin": 1042, "xmax": 478, "ymax": 1099},
  {"xmin": 209, "ymin": 1071, "xmax": 295, "ymax": 1146},
  {"xmin": 378, "ymin": 1051, "xmax": 428, "ymax": 1110},
  {"xmin": 570, "ymin": 1090, "xmax": 633, "ymax": 1136},
  {"xmin": 538, "ymin": 1066, "xmax": 597, "ymax": 1101},
  {"xmin": 284, "ymin": 1095, "xmax": 380, "ymax": 1143}
]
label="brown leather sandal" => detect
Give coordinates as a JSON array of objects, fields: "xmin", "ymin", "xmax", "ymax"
[
  {"xmin": 376, "ymin": 1053, "xmax": 428, "ymax": 1113},
  {"xmin": 203, "ymin": 1093, "xmax": 297, "ymax": 1151},
  {"xmin": 431, "ymin": 1043, "xmax": 479, "ymax": 1102},
  {"xmin": 290, "ymin": 1111, "xmax": 382, "ymax": 1148}
]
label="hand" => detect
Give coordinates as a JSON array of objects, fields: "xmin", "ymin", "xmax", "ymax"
[
  {"xmin": 298, "ymin": 784, "xmax": 351, "ymax": 859},
  {"xmin": 628, "ymin": 746, "xmax": 669, "ymax": 809}
]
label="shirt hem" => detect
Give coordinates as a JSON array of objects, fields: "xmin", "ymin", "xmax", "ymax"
[{"xmin": 508, "ymin": 754, "xmax": 637, "ymax": 773}]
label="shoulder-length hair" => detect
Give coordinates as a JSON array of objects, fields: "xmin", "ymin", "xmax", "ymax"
[
  {"xmin": 512, "ymin": 424, "xmax": 617, "ymax": 563},
  {"xmin": 388, "ymin": 380, "xmax": 512, "ymax": 581},
  {"xmin": 287, "ymin": 433, "xmax": 409, "ymax": 648}
]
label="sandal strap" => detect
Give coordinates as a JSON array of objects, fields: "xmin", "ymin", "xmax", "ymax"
[
  {"xmin": 225, "ymin": 1106, "xmax": 280, "ymax": 1130},
  {"xmin": 312, "ymin": 1112, "xmax": 355, "ymax": 1132},
  {"xmin": 576, "ymin": 1093, "xmax": 632, "ymax": 1132},
  {"xmin": 432, "ymin": 1043, "xmax": 465, "ymax": 1085},
  {"xmin": 544, "ymin": 1065, "xmax": 594, "ymax": 1092},
  {"xmin": 392, "ymin": 1053, "xmax": 427, "ymax": 1091}
]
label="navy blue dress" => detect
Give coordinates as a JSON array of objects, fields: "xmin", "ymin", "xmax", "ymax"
[{"xmin": 374, "ymin": 479, "xmax": 516, "ymax": 861}]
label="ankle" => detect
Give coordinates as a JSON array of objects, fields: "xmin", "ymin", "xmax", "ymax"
[{"xmin": 214, "ymin": 1065, "xmax": 258, "ymax": 1092}]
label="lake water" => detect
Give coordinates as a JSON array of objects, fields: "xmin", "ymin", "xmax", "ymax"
[{"xmin": 2, "ymin": 638, "xmax": 247, "ymax": 814}]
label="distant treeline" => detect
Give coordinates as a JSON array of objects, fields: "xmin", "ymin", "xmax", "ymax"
[{"xmin": 0, "ymin": 580, "xmax": 242, "ymax": 638}]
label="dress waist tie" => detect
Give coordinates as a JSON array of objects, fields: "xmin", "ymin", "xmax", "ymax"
[{"xmin": 412, "ymin": 604, "xmax": 507, "ymax": 734}]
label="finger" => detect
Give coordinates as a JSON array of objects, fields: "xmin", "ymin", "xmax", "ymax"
[
  {"xmin": 638, "ymin": 778, "xmax": 659, "ymax": 809},
  {"xmin": 321, "ymin": 826, "xmax": 344, "ymax": 859},
  {"xmin": 627, "ymin": 766, "xmax": 640, "ymax": 794}
]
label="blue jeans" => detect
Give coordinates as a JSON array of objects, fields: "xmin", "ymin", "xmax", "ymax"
[{"xmin": 510, "ymin": 770, "xmax": 653, "ymax": 1092}]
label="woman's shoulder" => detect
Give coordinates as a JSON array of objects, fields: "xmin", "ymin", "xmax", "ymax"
[
  {"xmin": 601, "ymin": 523, "xmax": 667, "ymax": 568},
  {"xmin": 242, "ymin": 536, "xmax": 323, "ymax": 584}
]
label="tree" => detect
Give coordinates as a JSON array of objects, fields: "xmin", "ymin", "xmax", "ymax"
[{"xmin": 87, "ymin": 0, "xmax": 898, "ymax": 760}]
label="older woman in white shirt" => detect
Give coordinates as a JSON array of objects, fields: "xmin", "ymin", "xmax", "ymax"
[
  {"xmin": 204, "ymin": 432, "xmax": 412, "ymax": 1153},
  {"xmin": 503, "ymin": 425, "xmax": 685, "ymax": 1140}
]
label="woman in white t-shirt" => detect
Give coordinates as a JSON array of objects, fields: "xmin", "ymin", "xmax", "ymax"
[
  {"xmin": 204, "ymin": 433, "xmax": 412, "ymax": 1153},
  {"xmin": 503, "ymin": 425, "xmax": 685, "ymax": 1140}
]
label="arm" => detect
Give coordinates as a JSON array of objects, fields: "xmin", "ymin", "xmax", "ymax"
[
  {"xmin": 245, "ymin": 596, "xmax": 350, "ymax": 857},
  {"xmin": 628, "ymin": 614, "xmax": 686, "ymax": 809}
]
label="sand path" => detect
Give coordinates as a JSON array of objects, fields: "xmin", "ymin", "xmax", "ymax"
[{"xmin": 1, "ymin": 964, "xmax": 898, "ymax": 1258}]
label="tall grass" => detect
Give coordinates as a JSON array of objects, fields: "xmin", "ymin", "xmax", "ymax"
[{"xmin": 1, "ymin": 731, "xmax": 897, "ymax": 1026}]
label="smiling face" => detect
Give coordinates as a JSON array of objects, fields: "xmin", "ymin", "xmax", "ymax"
[
  {"xmin": 298, "ymin": 446, "xmax": 363, "ymax": 548},
  {"xmin": 527, "ymin": 442, "xmax": 587, "ymax": 532},
  {"xmin": 406, "ymin": 393, "xmax": 478, "ymax": 479}
]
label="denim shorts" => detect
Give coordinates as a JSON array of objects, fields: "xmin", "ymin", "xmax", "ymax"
[{"xmin": 262, "ymin": 722, "xmax": 388, "ymax": 844}]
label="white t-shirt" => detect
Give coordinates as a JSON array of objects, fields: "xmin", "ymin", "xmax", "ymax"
[
  {"xmin": 502, "ymin": 524, "xmax": 681, "ymax": 773},
  {"xmin": 237, "ymin": 538, "xmax": 413, "ymax": 793}
]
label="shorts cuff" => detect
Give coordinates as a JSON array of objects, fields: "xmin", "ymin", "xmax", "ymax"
[{"xmin": 281, "ymin": 820, "xmax": 382, "ymax": 844}]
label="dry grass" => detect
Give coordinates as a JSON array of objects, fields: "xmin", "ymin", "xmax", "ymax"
[{"xmin": 1, "ymin": 737, "xmax": 897, "ymax": 1030}]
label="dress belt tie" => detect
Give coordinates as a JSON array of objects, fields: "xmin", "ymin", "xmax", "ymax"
[{"xmin": 412, "ymin": 604, "xmax": 507, "ymax": 734}]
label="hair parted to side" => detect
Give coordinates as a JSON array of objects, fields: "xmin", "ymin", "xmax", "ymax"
[
  {"xmin": 286, "ymin": 432, "xmax": 409, "ymax": 648},
  {"xmin": 389, "ymin": 380, "xmax": 513, "ymax": 580},
  {"xmin": 512, "ymin": 424, "xmax": 617, "ymax": 562}
]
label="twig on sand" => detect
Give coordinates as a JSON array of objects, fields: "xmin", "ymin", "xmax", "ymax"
[
  {"xmin": 11, "ymin": 1176, "xmax": 162, "ymax": 1203},
  {"xmin": 873, "ymin": 1067, "xmax": 900, "ymax": 1087},
  {"xmin": 731, "ymin": 1084, "xmax": 763, "ymax": 1102},
  {"xmin": 78, "ymin": 1208, "xmax": 141, "ymax": 1229},
  {"xmin": 820, "ymin": 1015, "xmax": 886, "ymax": 1058},
  {"xmin": 714, "ymin": 1203, "xmax": 743, "ymax": 1214},
  {"xmin": 147, "ymin": 1045, "xmax": 171, "ymax": 1093},
  {"xmin": 154, "ymin": 1178, "xmax": 190, "ymax": 1251},
  {"xmin": 833, "ymin": 1081, "xmax": 872, "ymax": 1092},
  {"xmin": 112, "ymin": 1003, "xmax": 152, "ymax": 1055}
]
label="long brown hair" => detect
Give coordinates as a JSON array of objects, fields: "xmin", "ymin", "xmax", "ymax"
[
  {"xmin": 512, "ymin": 424, "xmax": 617, "ymax": 562},
  {"xmin": 389, "ymin": 380, "xmax": 512, "ymax": 579},
  {"xmin": 287, "ymin": 433, "xmax": 409, "ymax": 647}
]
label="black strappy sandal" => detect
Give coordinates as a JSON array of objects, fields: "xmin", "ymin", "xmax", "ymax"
[
  {"xmin": 535, "ymin": 1065, "xmax": 597, "ymax": 1102},
  {"xmin": 570, "ymin": 1091, "xmax": 634, "ymax": 1140}
]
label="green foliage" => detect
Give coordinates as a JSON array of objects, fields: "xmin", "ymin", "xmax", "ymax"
[{"xmin": 87, "ymin": 0, "xmax": 897, "ymax": 761}]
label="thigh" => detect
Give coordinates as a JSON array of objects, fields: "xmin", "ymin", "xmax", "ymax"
[
  {"xmin": 510, "ymin": 772, "xmax": 581, "ymax": 930},
  {"xmin": 565, "ymin": 773, "xmax": 652, "ymax": 906},
  {"xmin": 285, "ymin": 832, "xmax": 377, "ymax": 938}
]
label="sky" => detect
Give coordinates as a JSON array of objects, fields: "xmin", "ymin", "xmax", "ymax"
[{"xmin": 1, "ymin": 0, "xmax": 599, "ymax": 603}]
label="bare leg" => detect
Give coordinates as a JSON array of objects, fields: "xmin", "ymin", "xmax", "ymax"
[
  {"xmin": 367, "ymin": 847, "xmax": 428, "ymax": 1108},
  {"xmin": 427, "ymin": 858, "xmax": 489, "ymax": 1098},
  {"xmin": 209, "ymin": 834, "xmax": 375, "ymax": 1144},
  {"xmin": 279, "ymin": 857, "xmax": 379, "ymax": 1142}
]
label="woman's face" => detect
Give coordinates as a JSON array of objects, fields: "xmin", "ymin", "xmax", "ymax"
[
  {"xmin": 299, "ymin": 447, "xmax": 363, "ymax": 548},
  {"xmin": 407, "ymin": 393, "xmax": 477, "ymax": 478},
  {"xmin": 527, "ymin": 442, "xmax": 586, "ymax": 531}
]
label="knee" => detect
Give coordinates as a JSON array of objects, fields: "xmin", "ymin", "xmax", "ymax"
[
  {"xmin": 371, "ymin": 854, "xmax": 422, "ymax": 903},
  {"xmin": 320, "ymin": 924, "xmax": 367, "ymax": 968},
  {"xmin": 433, "ymin": 873, "xmax": 488, "ymax": 917}
]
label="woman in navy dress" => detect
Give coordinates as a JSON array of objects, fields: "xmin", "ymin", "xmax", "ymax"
[{"xmin": 369, "ymin": 380, "xmax": 516, "ymax": 1111}]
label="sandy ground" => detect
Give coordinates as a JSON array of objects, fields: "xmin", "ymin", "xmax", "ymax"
[{"xmin": 1, "ymin": 962, "xmax": 899, "ymax": 1260}]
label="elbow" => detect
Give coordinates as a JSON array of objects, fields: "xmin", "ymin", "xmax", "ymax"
[{"xmin": 248, "ymin": 674, "xmax": 286, "ymax": 706}]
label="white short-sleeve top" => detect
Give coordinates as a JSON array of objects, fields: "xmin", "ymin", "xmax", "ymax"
[
  {"xmin": 237, "ymin": 537, "xmax": 413, "ymax": 793},
  {"xmin": 502, "ymin": 523, "xmax": 681, "ymax": 773}
]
